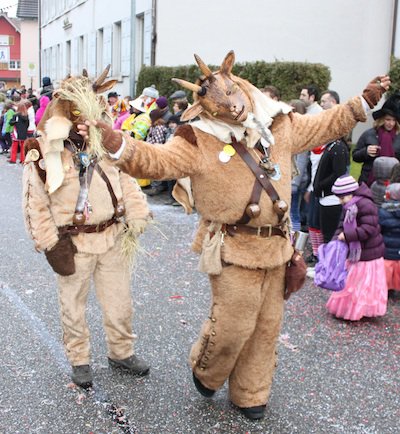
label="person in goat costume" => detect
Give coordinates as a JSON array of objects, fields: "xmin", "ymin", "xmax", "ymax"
[
  {"xmin": 78, "ymin": 51, "xmax": 389, "ymax": 419},
  {"xmin": 22, "ymin": 67, "xmax": 152, "ymax": 388}
]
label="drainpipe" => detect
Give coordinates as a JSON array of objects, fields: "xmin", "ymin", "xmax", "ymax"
[
  {"xmin": 129, "ymin": 0, "xmax": 136, "ymax": 95},
  {"xmin": 38, "ymin": 0, "xmax": 42, "ymax": 82},
  {"xmin": 391, "ymin": 0, "xmax": 399, "ymax": 58},
  {"xmin": 151, "ymin": 0, "xmax": 157, "ymax": 66}
]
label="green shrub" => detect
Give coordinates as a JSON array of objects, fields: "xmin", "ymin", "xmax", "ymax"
[
  {"xmin": 388, "ymin": 56, "xmax": 400, "ymax": 95},
  {"xmin": 136, "ymin": 60, "xmax": 331, "ymax": 102}
]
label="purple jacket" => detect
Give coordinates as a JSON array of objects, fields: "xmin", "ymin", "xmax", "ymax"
[{"xmin": 335, "ymin": 183, "xmax": 385, "ymax": 261}]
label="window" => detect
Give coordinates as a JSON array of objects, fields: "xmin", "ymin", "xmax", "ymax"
[
  {"xmin": 65, "ymin": 40, "xmax": 71, "ymax": 75},
  {"xmin": 9, "ymin": 60, "xmax": 20, "ymax": 70},
  {"xmin": 96, "ymin": 28, "xmax": 103, "ymax": 76},
  {"xmin": 112, "ymin": 21, "xmax": 121, "ymax": 76},
  {"xmin": 135, "ymin": 14, "xmax": 144, "ymax": 75}
]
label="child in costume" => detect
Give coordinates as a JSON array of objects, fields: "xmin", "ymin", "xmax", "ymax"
[
  {"xmin": 22, "ymin": 67, "xmax": 152, "ymax": 389},
  {"xmin": 326, "ymin": 175, "xmax": 388, "ymax": 320},
  {"xmin": 77, "ymin": 52, "xmax": 389, "ymax": 420}
]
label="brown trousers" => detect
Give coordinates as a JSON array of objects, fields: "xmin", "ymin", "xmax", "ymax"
[
  {"xmin": 190, "ymin": 263, "xmax": 285, "ymax": 408},
  {"xmin": 57, "ymin": 240, "xmax": 134, "ymax": 366}
]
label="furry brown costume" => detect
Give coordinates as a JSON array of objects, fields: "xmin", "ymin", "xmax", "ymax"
[
  {"xmin": 23, "ymin": 68, "xmax": 151, "ymax": 387},
  {"xmin": 81, "ymin": 51, "xmax": 389, "ymax": 418}
]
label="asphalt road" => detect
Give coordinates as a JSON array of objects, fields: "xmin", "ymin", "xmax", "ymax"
[{"xmin": 0, "ymin": 155, "xmax": 399, "ymax": 434}]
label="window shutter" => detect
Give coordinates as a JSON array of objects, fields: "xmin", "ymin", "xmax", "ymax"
[
  {"xmin": 88, "ymin": 31, "xmax": 96, "ymax": 74},
  {"xmin": 121, "ymin": 18, "xmax": 131, "ymax": 76},
  {"xmin": 143, "ymin": 9, "xmax": 152, "ymax": 66},
  {"xmin": 103, "ymin": 26, "xmax": 112, "ymax": 72}
]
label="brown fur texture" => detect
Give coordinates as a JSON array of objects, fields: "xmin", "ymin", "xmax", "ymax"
[
  {"xmin": 174, "ymin": 124, "xmax": 198, "ymax": 146},
  {"xmin": 45, "ymin": 233, "xmax": 77, "ymax": 276},
  {"xmin": 23, "ymin": 137, "xmax": 150, "ymax": 253},
  {"xmin": 24, "ymin": 138, "xmax": 46, "ymax": 184},
  {"xmin": 119, "ymin": 97, "xmax": 364, "ymax": 269},
  {"xmin": 190, "ymin": 263, "xmax": 285, "ymax": 407},
  {"xmin": 115, "ymin": 93, "xmax": 367, "ymax": 408}
]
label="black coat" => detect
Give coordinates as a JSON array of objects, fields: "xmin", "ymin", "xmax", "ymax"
[
  {"xmin": 352, "ymin": 127, "xmax": 400, "ymax": 184},
  {"xmin": 313, "ymin": 139, "xmax": 349, "ymax": 198}
]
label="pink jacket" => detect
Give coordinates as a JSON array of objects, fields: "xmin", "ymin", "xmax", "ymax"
[{"xmin": 35, "ymin": 96, "xmax": 50, "ymax": 126}]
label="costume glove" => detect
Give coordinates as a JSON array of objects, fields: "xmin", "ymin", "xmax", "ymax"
[
  {"xmin": 362, "ymin": 75, "xmax": 390, "ymax": 108},
  {"xmin": 284, "ymin": 250, "xmax": 307, "ymax": 300},
  {"xmin": 95, "ymin": 120, "xmax": 124, "ymax": 154},
  {"xmin": 45, "ymin": 234, "xmax": 77, "ymax": 276}
]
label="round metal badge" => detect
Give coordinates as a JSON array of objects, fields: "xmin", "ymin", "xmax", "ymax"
[{"xmin": 218, "ymin": 151, "xmax": 231, "ymax": 163}]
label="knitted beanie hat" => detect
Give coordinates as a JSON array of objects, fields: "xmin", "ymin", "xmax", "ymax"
[
  {"xmin": 156, "ymin": 96, "xmax": 168, "ymax": 109},
  {"xmin": 142, "ymin": 85, "xmax": 159, "ymax": 99},
  {"xmin": 386, "ymin": 183, "xmax": 400, "ymax": 201},
  {"xmin": 332, "ymin": 175, "xmax": 359, "ymax": 196}
]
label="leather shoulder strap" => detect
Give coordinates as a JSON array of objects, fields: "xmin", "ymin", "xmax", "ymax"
[{"xmin": 231, "ymin": 136, "xmax": 286, "ymax": 221}]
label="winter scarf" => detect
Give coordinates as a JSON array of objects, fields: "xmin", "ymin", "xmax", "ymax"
[{"xmin": 343, "ymin": 195, "xmax": 362, "ymax": 262}]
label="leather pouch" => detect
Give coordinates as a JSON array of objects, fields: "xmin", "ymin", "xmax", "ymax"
[{"xmin": 45, "ymin": 234, "xmax": 77, "ymax": 276}]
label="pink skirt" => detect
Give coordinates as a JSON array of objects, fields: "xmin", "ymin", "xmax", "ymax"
[
  {"xmin": 326, "ymin": 257, "xmax": 388, "ymax": 321},
  {"xmin": 384, "ymin": 259, "xmax": 400, "ymax": 290}
]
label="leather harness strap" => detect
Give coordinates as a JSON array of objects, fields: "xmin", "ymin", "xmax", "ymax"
[
  {"xmin": 95, "ymin": 164, "xmax": 119, "ymax": 209},
  {"xmin": 58, "ymin": 216, "xmax": 117, "ymax": 236},
  {"xmin": 236, "ymin": 180, "xmax": 263, "ymax": 224},
  {"xmin": 230, "ymin": 136, "xmax": 285, "ymax": 222},
  {"xmin": 224, "ymin": 223, "xmax": 287, "ymax": 239}
]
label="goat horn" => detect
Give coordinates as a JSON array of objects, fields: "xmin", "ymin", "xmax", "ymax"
[
  {"xmin": 93, "ymin": 64, "xmax": 111, "ymax": 87},
  {"xmin": 172, "ymin": 78, "xmax": 202, "ymax": 94},
  {"xmin": 194, "ymin": 54, "xmax": 213, "ymax": 79},
  {"xmin": 82, "ymin": 68, "xmax": 88, "ymax": 77}
]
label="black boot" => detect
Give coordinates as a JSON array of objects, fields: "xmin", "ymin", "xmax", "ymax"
[
  {"xmin": 108, "ymin": 355, "xmax": 150, "ymax": 376},
  {"xmin": 71, "ymin": 365, "xmax": 93, "ymax": 389},
  {"xmin": 192, "ymin": 373, "xmax": 215, "ymax": 397},
  {"xmin": 238, "ymin": 405, "xmax": 266, "ymax": 420}
]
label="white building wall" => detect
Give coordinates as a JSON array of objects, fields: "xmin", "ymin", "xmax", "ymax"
[
  {"xmin": 20, "ymin": 20, "xmax": 39, "ymax": 90},
  {"xmin": 156, "ymin": 0, "xmax": 394, "ymax": 100},
  {"xmin": 40, "ymin": 0, "xmax": 133, "ymax": 95},
  {"xmin": 155, "ymin": 0, "xmax": 395, "ymax": 139}
]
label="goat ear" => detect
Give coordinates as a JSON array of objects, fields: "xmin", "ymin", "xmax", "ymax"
[
  {"xmin": 180, "ymin": 101, "xmax": 203, "ymax": 122},
  {"xmin": 93, "ymin": 79, "xmax": 118, "ymax": 94},
  {"xmin": 220, "ymin": 50, "xmax": 235, "ymax": 75}
]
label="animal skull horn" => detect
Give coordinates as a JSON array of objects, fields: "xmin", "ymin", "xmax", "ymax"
[
  {"xmin": 172, "ymin": 78, "xmax": 203, "ymax": 94},
  {"xmin": 92, "ymin": 64, "xmax": 111, "ymax": 90},
  {"xmin": 194, "ymin": 54, "xmax": 214, "ymax": 80}
]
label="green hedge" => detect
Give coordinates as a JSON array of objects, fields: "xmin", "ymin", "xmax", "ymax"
[
  {"xmin": 136, "ymin": 60, "xmax": 331, "ymax": 102},
  {"xmin": 388, "ymin": 56, "xmax": 400, "ymax": 95}
]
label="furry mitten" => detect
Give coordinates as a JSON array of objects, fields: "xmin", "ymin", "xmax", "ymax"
[
  {"xmin": 284, "ymin": 250, "xmax": 307, "ymax": 300},
  {"xmin": 95, "ymin": 120, "xmax": 124, "ymax": 153},
  {"xmin": 362, "ymin": 76, "xmax": 390, "ymax": 108},
  {"xmin": 45, "ymin": 234, "xmax": 77, "ymax": 276}
]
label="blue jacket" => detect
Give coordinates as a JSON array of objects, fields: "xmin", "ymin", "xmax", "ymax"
[{"xmin": 378, "ymin": 201, "xmax": 400, "ymax": 260}]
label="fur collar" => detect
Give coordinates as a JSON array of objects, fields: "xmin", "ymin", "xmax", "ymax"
[{"xmin": 190, "ymin": 87, "xmax": 292, "ymax": 148}]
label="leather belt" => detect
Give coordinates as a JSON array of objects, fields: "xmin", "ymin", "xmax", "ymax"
[
  {"xmin": 223, "ymin": 223, "xmax": 287, "ymax": 239},
  {"xmin": 58, "ymin": 217, "xmax": 117, "ymax": 236}
]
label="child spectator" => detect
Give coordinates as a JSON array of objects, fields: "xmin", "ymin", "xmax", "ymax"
[
  {"xmin": 326, "ymin": 175, "xmax": 388, "ymax": 320},
  {"xmin": 370, "ymin": 156, "xmax": 398, "ymax": 206},
  {"xmin": 9, "ymin": 101, "xmax": 29, "ymax": 163},
  {"xmin": 1, "ymin": 102, "xmax": 15, "ymax": 153},
  {"xmin": 378, "ymin": 183, "xmax": 400, "ymax": 292}
]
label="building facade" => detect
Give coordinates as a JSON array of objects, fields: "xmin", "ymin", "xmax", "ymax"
[
  {"xmin": 39, "ymin": 0, "xmax": 398, "ymax": 124},
  {"xmin": 40, "ymin": 0, "xmax": 153, "ymax": 97},
  {"xmin": 17, "ymin": 0, "xmax": 39, "ymax": 90},
  {"xmin": 0, "ymin": 13, "xmax": 21, "ymax": 90}
]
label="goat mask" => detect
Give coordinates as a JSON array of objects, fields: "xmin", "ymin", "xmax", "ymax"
[{"xmin": 172, "ymin": 51, "xmax": 254, "ymax": 125}]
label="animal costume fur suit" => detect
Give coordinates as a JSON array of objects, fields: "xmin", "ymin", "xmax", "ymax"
[
  {"xmin": 22, "ymin": 70, "xmax": 151, "ymax": 368},
  {"xmin": 95, "ymin": 52, "xmax": 388, "ymax": 411}
]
